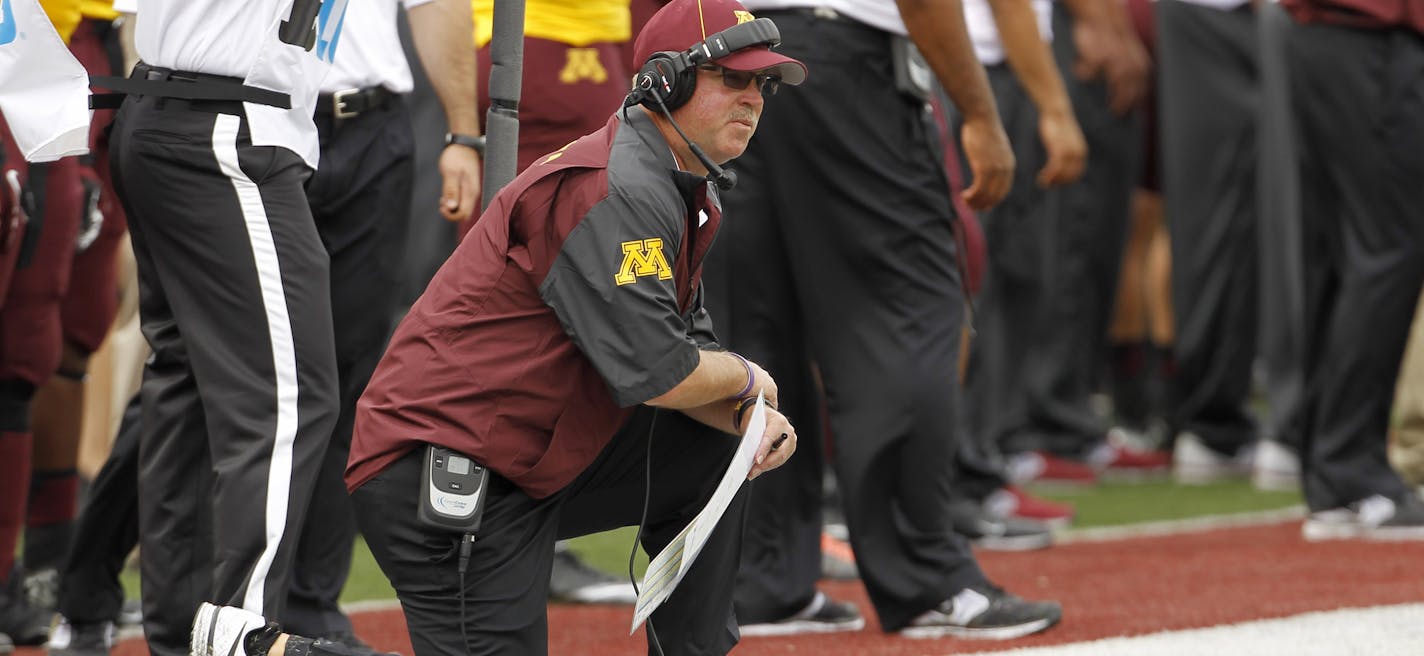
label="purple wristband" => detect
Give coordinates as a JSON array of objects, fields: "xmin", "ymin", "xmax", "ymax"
[{"xmin": 731, "ymin": 353, "xmax": 755, "ymax": 399}]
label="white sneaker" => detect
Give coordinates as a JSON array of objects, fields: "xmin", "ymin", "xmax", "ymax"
[
  {"xmin": 47, "ymin": 617, "xmax": 115, "ymax": 656},
  {"xmin": 901, "ymin": 585, "xmax": 1061, "ymax": 640},
  {"xmin": 1302, "ymin": 494, "xmax": 1424, "ymax": 542},
  {"xmin": 190, "ymin": 603, "xmax": 270, "ymax": 656},
  {"xmin": 1172, "ymin": 432, "xmax": 1250, "ymax": 485},
  {"xmin": 739, "ymin": 591, "xmax": 865, "ymax": 636},
  {"xmin": 1301, "ymin": 508, "xmax": 1361, "ymax": 541},
  {"xmin": 1251, "ymin": 440, "xmax": 1300, "ymax": 491}
]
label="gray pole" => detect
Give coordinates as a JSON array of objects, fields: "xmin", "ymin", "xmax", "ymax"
[{"xmin": 482, "ymin": 0, "xmax": 525, "ymax": 206}]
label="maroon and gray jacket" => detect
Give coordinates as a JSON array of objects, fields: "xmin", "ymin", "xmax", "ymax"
[{"xmin": 346, "ymin": 108, "xmax": 724, "ymax": 498}]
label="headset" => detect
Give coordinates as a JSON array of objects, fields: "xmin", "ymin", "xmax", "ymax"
[
  {"xmin": 626, "ymin": 18, "xmax": 782, "ymax": 111},
  {"xmin": 623, "ymin": 18, "xmax": 784, "ymax": 190}
]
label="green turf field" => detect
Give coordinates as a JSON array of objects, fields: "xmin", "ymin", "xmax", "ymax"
[{"xmin": 116, "ymin": 479, "xmax": 1301, "ymax": 604}]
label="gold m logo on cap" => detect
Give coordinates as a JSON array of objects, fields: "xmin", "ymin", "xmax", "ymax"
[
  {"xmin": 733, "ymin": 10, "xmax": 754, "ymax": 24},
  {"xmin": 615, "ymin": 238, "xmax": 673, "ymax": 285}
]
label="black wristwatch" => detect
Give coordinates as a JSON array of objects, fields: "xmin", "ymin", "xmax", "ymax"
[{"xmin": 444, "ymin": 133, "xmax": 485, "ymax": 155}]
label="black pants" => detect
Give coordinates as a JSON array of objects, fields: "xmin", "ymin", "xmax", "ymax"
[
  {"xmin": 56, "ymin": 395, "xmax": 140, "ymax": 625},
  {"xmin": 111, "ymin": 85, "xmax": 339, "ymax": 656},
  {"xmin": 997, "ymin": 5, "xmax": 1139, "ymax": 457},
  {"xmin": 1284, "ymin": 19, "xmax": 1424, "ymax": 510},
  {"xmin": 702, "ymin": 9, "xmax": 986, "ymax": 632},
  {"xmin": 280, "ymin": 98, "xmax": 414, "ymax": 638},
  {"xmin": 1256, "ymin": 1, "xmax": 1308, "ymax": 453},
  {"xmin": 963, "ymin": 65, "xmax": 1061, "ymax": 463},
  {"xmin": 352, "ymin": 409, "xmax": 745, "ymax": 656},
  {"xmin": 1158, "ymin": 0, "xmax": 1259, "ymax": 454}
]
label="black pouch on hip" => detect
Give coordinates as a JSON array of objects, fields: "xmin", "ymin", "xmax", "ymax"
[{"xmin": 891, "ymin": 35, "xmax": 933, "ymax": 103}]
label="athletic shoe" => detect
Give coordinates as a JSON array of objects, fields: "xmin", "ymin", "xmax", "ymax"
[
  {"xmin": 820, "ymin": 532, "xmax": 859, "ymax": 581},
  {"xmin": 1, "ymin": 632, "xmax": 14, "ymax": 655},
  {"xmin": 949, "ymin": 499, "xmax": 1053, "ymax": 551},
  {"xmin": 0, "ymin": 571, "xmax": 51, "ymax": 646},
  {"xmin": 47, "ymin": 618, "xmax": 115, "ymax": 656},
  {"xmin": 23, "ymin": 568, "xmax": 58, "ymax": 615},
  {"xmin": 1251, "ymin": 439, "xmax": 1300, "ymax": 491},
  {"xmin": 901, "ymin": 585, "xmax": 1061, "ymax": 640},
  {"xmin": 1088, "ymin": 436, "xmax": 1172, "ymax": 479},
  {"xmin": 547, "ymin": 549, "xmax": 636, "ymax": 605},
  {"xmin": 189, "ymin": 603, "xmax": 278, "ymax": 656},
  {"xmin": 1302, "ymin": 494, "xmax": 1424, "ymax": 542},
  {"xmin": 315, "ymin": 631, "xmax": 398, "ymax": 656},
  {"xmin": 117, "ymin": 599, "xmax": 143, "ymax": 628},
  {"xmin": 983, "ymin": 486, "xmax": 1075, "ymax": 529},
  {"xmin": 739, "ymin": 591, "xmax": 865, "ymax": 637},
  {"xmin": 1172, "ymin": 432, "xmax": 1250, "ymax": 484},
  {"xmin": 1005, "ymin": 452, "xmax": 1097, "ymax": 487}
]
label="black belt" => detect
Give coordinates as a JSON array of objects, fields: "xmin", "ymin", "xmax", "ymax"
[
  {"xmin": 316, "ymin": 86, "xmax": 393, "ymax": 119},
  {"xmin": 90, "ymin": 64, "xmax": 292, "ymax": 110}
]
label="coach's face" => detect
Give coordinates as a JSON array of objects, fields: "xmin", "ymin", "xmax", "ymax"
[{"xmin": 673, "ymin": 64, "xmax": 770, "ymax": 166}]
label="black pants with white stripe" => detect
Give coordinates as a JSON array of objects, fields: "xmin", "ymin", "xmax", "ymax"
[{"xmin": 110, "ymin": 92, "xmax": 338, "ymax": 656}]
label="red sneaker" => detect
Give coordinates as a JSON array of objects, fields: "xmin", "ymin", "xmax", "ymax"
[
  {"xmin": 1006, "ymin": 451, "xmax": 1098, "ymax": 486},
  {"xmin": 985, "ymin": 486, "xmax": 1076, "ymax": 529},
  {"xmin": 1087, "ymin": 440, "xmax": 1172, "ymax": 479}
]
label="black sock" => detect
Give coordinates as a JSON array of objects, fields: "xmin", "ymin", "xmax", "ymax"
[
  {"xmin": 283, "ymin": 635, "xmax": 315, "ymax": 656},
  {"xmin": 243, "ymin": 623, "xmax": 283, "ymax": 656}
]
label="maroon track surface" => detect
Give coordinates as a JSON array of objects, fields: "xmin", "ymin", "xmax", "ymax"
[{"xmin": 40, "ymin": 521, "xmax": 1424, "ymax": 656}]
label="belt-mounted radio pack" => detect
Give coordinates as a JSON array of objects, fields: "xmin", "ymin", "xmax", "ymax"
[{"xmin": 418, "ymin": 445, "xmax": 490, "ymax": 534}]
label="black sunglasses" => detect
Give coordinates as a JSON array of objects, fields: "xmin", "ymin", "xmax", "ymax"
[{"xmin": 697, "ymin": 65, "xmax": 782, "ymax": 96}]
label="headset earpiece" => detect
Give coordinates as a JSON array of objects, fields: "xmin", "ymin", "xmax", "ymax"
[
  {"xmin": 634, "ymin": 51, "xmax": 698, "ymax": 111},
  {"xmin": 627, "ymin": 18, "xmax": 784, "ymax": 111}
]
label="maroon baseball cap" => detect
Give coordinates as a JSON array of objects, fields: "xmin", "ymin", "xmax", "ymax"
[{"xmin": 633, "ymin": 0, "xmax": 808, "ymax": 86}]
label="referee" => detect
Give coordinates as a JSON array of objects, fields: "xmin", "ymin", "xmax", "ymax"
[{"xmin": 106, "ymin": 2, "xmax": 347, "ymax": 655}]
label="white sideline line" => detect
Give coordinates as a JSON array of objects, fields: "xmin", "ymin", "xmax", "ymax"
[
  {"xmin": 969, "ymin": 603, "xmax": 1424, "ymax": 656},
  {"xmin": 106, "ymin": 509, "xmax": 1309, "ymax": 647},
  {"xmin": 342, "ymin": 598, "xmax": 405, "ymax": 613},
  {"xmin": 1057, "ymin": 506, "xmax": 1306, "ymax": 544},
  {"xmin": 111, "ymin": 600, "xmax": 407, "ymax": 644}
]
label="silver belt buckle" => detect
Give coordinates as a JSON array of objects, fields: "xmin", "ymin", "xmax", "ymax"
[{"xmin": 332, "ymin": 87, "xmax": 361, "ymax": 119}]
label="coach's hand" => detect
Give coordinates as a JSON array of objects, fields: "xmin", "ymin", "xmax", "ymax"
[
  {"xmin": 749, "ymin": 408, "xmax": 796, "ymax": 481},
  {"xmin": 439, "ymin": 144, "xmax": 482, "ymax": 222}
]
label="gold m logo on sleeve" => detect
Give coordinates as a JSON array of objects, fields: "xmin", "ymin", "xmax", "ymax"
[
  {"xmin": 733, "ymin": 10, "xmax": 754, "ymax": 24},
  {"xmin": 615, "ymin": 239, "xmax": 673, "ymax": 286},
  {"xmin": 559, "ymin": 48, "xmax": 609, "ymax": 84}
]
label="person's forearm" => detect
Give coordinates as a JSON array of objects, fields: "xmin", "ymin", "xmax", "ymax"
[
  {"xmin": 1061, "ymin": 0, "xmax": 1108, "ymax": 26},
  {"xmin": 898, "ymin": 0, "xmax": 1000, "ymax": 123},
  {"xmin": 679, "ymin": 397, "xmax": 744, "ymax": 435},
  {"xmin": 1101, "ymin": 0, "xmax": 1137, "ymax": 36},
  {"xmin": 407, "ymin": 0, "xmax": 480, "ymax": 135},
  {"xmin": 987, "ymin": 0, "xmax": 1073, "ymax": 117},
  {"xmin": 646, "ymin": 350, "xmax": 759, "ymax": 410}
]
